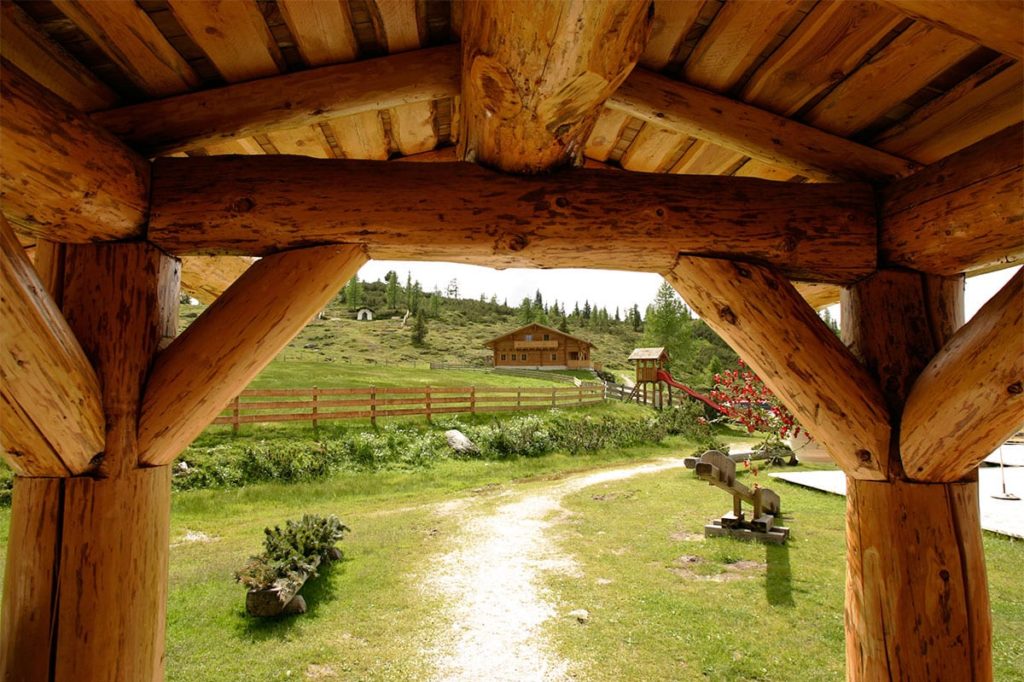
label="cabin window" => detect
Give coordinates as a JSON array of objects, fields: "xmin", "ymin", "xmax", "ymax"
[
  {"xmin": 543, "ymin": 334, "xmax": 550, "ymax": 340},
  {"xmin": 521, "ymin": 354, "xmax": 527, "ymax": 360},
  {"xmin": 500, "ymin": 354, "xmax": 506, "ymax": 361},
  {"xmin": 524, "ymin": 334, "xmax": 532, "ymax": 341},
  {"xmin": 570, "ymin": 351, "xmax": 579, "ymax": 360},
  {"xmin": 551, "ymin": 354, "xmax": 557, "ymax": 361}
]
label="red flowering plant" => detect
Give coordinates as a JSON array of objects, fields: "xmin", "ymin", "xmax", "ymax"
[{"xmin": 708, "ymin": 359, "xmax": 808, "ymax": 465}]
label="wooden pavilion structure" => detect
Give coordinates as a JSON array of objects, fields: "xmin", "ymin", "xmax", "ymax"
[{"xmin": 0, "ymin": 1, "xmax": 1021, "ymax": 679}]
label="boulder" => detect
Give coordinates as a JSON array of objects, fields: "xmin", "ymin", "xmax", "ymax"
[{"xmin": 445, "ymin": 429, "xmax": 479, "ymax": 455}]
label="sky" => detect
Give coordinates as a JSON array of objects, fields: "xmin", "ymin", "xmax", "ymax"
[{"xmin": 356, "ymin": 260, "xmax": 1019, "ymax": 323}]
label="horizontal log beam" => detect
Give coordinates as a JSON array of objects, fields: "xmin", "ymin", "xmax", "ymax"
[
  {"xmin": 901, "ymin": 269, "xmax": 1024, "ymax": 482},
  {"xmin": 92, "ymin": 45, "xmax": 460, "ymax": 156},
  {"xmin": 180, "ymin": 256, "xmax": 254, "ymax": 304},
  {"xmin": 607, "ymin": 69, "xmax": 919, "ymax": 182},
  {"xmin": 149, "ymin": 158, "xmax": 876, "ymax": 283},
  {"xmin": 1, "ymin": 59, "xmax": 148, "ymax": 242},
  {"xmin": 794, "ymin": 282, "xmax": 841, "ymax": 310},
  {"xmin": 882, "ymin": 123, "xmax": 1024, "ymax": 275},
  {"xmin": 881, "ymin": 0, "xmax": 1023, "ymax": 60},
  {"xmin": 0, "ymin": 216, "xmax": 104, "ymax": 476},
  {"xmin": 138, "ymin": 245, "xmax": 367, "ymax": 466},
  {"xmin": 666, "ymin": 258, "xmax": 891, "ymax": 480}
]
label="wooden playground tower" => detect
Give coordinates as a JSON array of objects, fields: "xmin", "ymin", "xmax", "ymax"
[
  {"xmin": 627, "ymin": 347, "xmax": 671, "ymax": 408},
  {"xmin": 1, "ymin": 2, "xmax": 1021, "ymax": 680}
]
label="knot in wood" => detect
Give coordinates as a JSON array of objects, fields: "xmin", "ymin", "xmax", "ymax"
[
  {"xmin": 1008, "ymin": 381, "xmax": 1023, "ymax": 395},
  {"xmin": 496, "ymin": 233, "xmax": 528, "ymax": 252},
  {"xmin": 229, "ymin": 197, "xmax": 255, "ymax": 213},
  {"xmin": 718, "ymin": 306, "xmax": 737, "ymax": 325},
  {"xmin": 856, "ymin": 449, "xmax": 872, "ymax": 463}
]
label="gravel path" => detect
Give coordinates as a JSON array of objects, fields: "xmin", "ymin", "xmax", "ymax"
[{"xmin": 426, "ymin": 458, "xmax": 689, "ymax": 681}]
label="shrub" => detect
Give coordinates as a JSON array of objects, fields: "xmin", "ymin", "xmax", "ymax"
[
  {"xmin": 657, "ymin": 400, "xmax": 725, "ymax": 454},
  {"xmin": 236, "ymin": 514, "xmax": 349, "ymax": 592}
]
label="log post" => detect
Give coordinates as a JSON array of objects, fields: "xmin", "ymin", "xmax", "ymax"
[
  {"xmin": 370, "ymin": 386, "xmax": 377, "ymax": 426},
  {"xmin": 1, "ymin": 242, "xmax": 181, "ymax": 681},
  {"xmin": 425, "ymin": 386, "xmax": 432, "ymax": 423},
  {"xmin": 841, "ymin": 269, "xmax": 991, "ymax": 681},
  {"xmin": 232, "ymin": 394, "xmax": 241, "ymax": 435},
  {"xmin": 311, "ymin": 386, "xmax": 320, "ymax": 430}
]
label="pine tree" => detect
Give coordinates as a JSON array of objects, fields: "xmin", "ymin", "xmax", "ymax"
[
  {"xmin": 534, "ymin": 289, "xmax": 544, "ymax": 309},
  {"xmin": 385, "ymin": 271, "xmax": 399, "ymax": 309},
  {"xmin": 405, "ymin": 272, "xmax": 414, "ymax": 311},
  {"xmin": 345, "ymin": 275, "xmax": 363, "ymax": 310},
  {"xmin": 410, "ymin": 281, "xmax": 423, "ymax": 313},
  {"xmin": 614, "ymin": 306, "xmax": 620, "ymax": 322},
  {"xmin": 558, "ymin": 316, "xmax": 570, "ymax": 333},
  {"xmin": 429, "ymin": 290, "xmax": 441, "ymax": 317},
  {"xmin": 447, "ymin": 278, "xmax": 459, "ymax": 298},
  {"xmin": 582, "ymin": 301, "xmax": 591, "ymax": 320},
  {"xmin": 411, "ymin": 309, "xmax": 428, "ymax": 346},
  {"xmin": 518, "ymin": 297, "xmax": 533, "ymax": 324},
  {"xmin": 630, "ymin": 304, "xmax": 643, "ymax": 332},
  {"xmin": 643, "ymin": 281, "xmax": 693, "ymax": 376}
]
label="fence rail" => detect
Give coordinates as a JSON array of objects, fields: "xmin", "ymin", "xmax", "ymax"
[{"xmin": 214, "ymin": 384, "xmax": 607, "ymax": 430}]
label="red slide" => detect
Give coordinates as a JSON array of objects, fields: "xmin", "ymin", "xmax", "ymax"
[{"xmin": 655, "ymin": 369, "xmax": 729, "ymax": 415}]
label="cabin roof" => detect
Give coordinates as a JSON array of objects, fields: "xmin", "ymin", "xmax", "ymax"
[
  {"xmin": 484, "ymin": 323, "xmax": 595, "ymax": 349},
  {"xmin": 628, "ymin": 347, "xmax": 668, "ymax": 361}
]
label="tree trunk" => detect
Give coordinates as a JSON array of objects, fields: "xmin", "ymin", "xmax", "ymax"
[{"xmin": 841, "ymin": 269, "xmax": 991, "ymax": 681}]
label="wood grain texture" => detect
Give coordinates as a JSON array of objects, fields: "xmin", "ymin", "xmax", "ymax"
[
  {"xmin": 740, "ymin": 1, "xmax": 904, "ymax": 116},
  {"xmin": 665, "ymin": 258, "xmax": 890, "ymax": 479},
  {"xmin": 803, "ymin": 22, "xmax": 976, "ymax": 136},
  {"xmin": 139, "ymin": 245, "xmax": 367, "ymax": 466},
  {"xmin": 0, "ymin": 2, "xmax": 118, "ymax": 112},
  {"xmin": 45, "ymin": 241, "xmax": 179, "ymax": 681},
  {"xmin": 901, "ymin": 269, "xmax": 1024, "ymax": 482},
  {"xmin": 640, "ymin": 0, "xmax": 703, "ymax": 70},
  {"xmin": 882, "ymin": 123, "xmax": 1024, "ymax": 275},
  {"xmin": 619, "ymin": 124, "xmax": 688, "ymax": 173},
  {"xmin": 845, "ymin": 478, "xmax": 991, "ymax": 681},
  {"xmin": 794, "ymin": 282, "xmax": 840, "ymax": 310},
  {"xmin": 459, "ymin": 0, "xmax": 652, "ymax": 172},
  {"xmin": 388, "ymin": 100, "xmax": 437, "ymax": 156},
  {"xmin": 1, "ymin": 60, "xmax": 148, "ymax": 243},
  {"xmin": 683, "ymin": 0, "xmax": 803, "ymax": 92},
  {"xmin": 608, "ymin": 69, "xmax": 918, "ymax": 182},
  {"xmin": 0, "ymin": 216, "xmax": 103, "ymax": 477},
  {"xmin": 52, "ymin": 0, "xmax": 199, "ymax": 96},
  {"xmin": 584, "ymin": 108, "xmax": 630, "ymax": 162},
  {"xmin": 278, "ymin": 0, "xmax": 358, "ymax": 66},
  {"xmin": 371, "ymin": 0, "xmax": 422, "ymax": 53},
  {"xmin": 874, "ymin": 59, "xmax": 1023, "ymax": 164},
  {"xmin": 881, "ymin": 0, "xmax": 1023, "ymax": 59},
  {"xmin": 266, "ymin": 125, "xmax": 334, "ymax": 158},
  {"xmin": 93, "ymin": 44, "xmax": 459, "ymax": 155},
  {"xmin": 180, "ymin": 256, "xmax": 255, "ymax": 304},
  {"xmin": 168, "ymin": 0, "xmax": 284, "ymax": 82},
  {"xmin": 148, "ymin": 157, "xmax": 877, "ymax": 283},
  {"xmin": 327, "ymin": 111, "xmax": 390, "ymax": 160},
  {"xmin": 0, "ymin": 478, "xmax": 63, "ymax": 682}
]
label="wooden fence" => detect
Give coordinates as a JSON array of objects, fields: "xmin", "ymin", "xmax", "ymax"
[{"xmin": 214, "ymin": 384, "xmax": 606, "ymax": 430}]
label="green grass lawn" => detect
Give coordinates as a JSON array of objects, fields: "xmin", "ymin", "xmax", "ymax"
[{"xmin": 1, "ymin": 445, "xmax": 1020, "ymax": 680}]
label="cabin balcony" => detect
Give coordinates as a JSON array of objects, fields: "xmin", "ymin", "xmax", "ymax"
[{"xmin": 513, "ymin": 340, "xmax": 559, "ymax": 350}]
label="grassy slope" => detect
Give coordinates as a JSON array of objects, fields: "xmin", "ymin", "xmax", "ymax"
[{"xmin": 181, "ymin": 296, "xmax": 644, "ymax": 385}]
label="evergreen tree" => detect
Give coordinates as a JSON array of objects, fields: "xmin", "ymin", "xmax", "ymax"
[
  {"xmin": 534, "ymin": 289, "xmax": 544, "ymax": 309},
  {"xmin": 410, "ymin": 281, "xmax": 423, "ymax": 313},
  {"xmin": 558, "ymin": 316, "xmax": 570, "ymax": 333},
  {"xmin": 345, "ymin": 275, "xmax": 363, "ymax": 310},
  {"xmin": 582, "ymin": 301, "xmax": 591, "ymax": 320},
  {"xmin": 411, "ymin": 309, "xmax": 428, "ymax": 346},
  {"xmin": 643, "ymin": 282, "xmax": 693, "ymax": 376},
  {"xmin": 630, "ymin": 304, "xmax": 643, "ymax": 332},
  {"xmin": 405, "ymin": 272, "xmax": 414, "ymax": 311},
  {"xmin": 518, "ymin": 297, "xmax": 533, "ymax": 324},
  {"xmin": 385, "ymin": 271, "xmax": 399, "ymax": 309},
  {"xmin": 614, "ymin": 306, "xmax": 620, "ymax": 322},
  {"xmin": 447, "ymin": 278, "xmax": 459, "ymax": 298},
  {"xmin": 429, "ymin": 289, "xmax": 441, "ymax": 317},
  {"xmin": 573, "ymin": 302, "xmax": 581, "ymax": 318}
]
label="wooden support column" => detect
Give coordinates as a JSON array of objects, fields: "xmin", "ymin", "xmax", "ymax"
[
  {"xmin": 841, "ymin": 269, "xmax": 991, "ymax": 681},
  {"xmin": 1, "ymin": 242, "xmax": 181, "ymax": 681}
]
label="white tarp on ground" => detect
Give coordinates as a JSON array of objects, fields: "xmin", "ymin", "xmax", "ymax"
[
  {"xmin": 984, "ymin": 442, "xmax": 1024, "ymax": 467},
  {"xmin": 769, "ymin": 467, "xmax": 1024, "ymax": 539}
]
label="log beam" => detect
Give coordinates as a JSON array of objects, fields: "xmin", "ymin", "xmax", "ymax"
[
  {"xmin": 0, "ymin": 215, "xmax": 103, "ymax": 476},
  {"xmin": 665, "ymin": 258, "xmax": 890, "ymax": 479},
  {"xmin": 883, "ymin": 123, "xmax": 1024, "ymax": 275},
  {"xmin": 0, "ymin": 242, "xmax": 180, "ymax": 681},
  {"xmin": 139, "ymin": 245, "xmax": 367, "ymax": 466},
  {"xmin": 901, "ymin": 269, "xmax": 1024, "ymax": 482},
  {"xmin": 92, "ymin": 45, "xmax": 460, "ymax": 156},
  {"xmin": 149, "ymin": 157, "xmax": 877, "ymax": 283},
  {"xmin": 180, "ymin": 256, "xmax": 255, "ymax": 304},
  {"xmin": 607, "ymin": 69, "xmax": 919, "ymax": 182},
  {"xmin": 880, "ymin": 1, "xmax": 1023, "ymax": 60},
  {"xmin": 0, "ymin": 59, "xmax": 148, "ymax": 242},
  {"xmin": 841, "ymin": 269, "xmax": 990, "ymax": 681},
  {"xmin": 458, "ymin": 0, "xmax": 652, "ymax": 172}
]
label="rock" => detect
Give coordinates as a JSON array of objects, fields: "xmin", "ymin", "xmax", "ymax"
[
  {"xmin": 445, "ymin": 429, "xmax": 479, "ymax": 455},
  {"xmin": 303, "ymin": 342, "xmax": 318, "ymax": 349},
  {"xmin": 568, "ymin": 608, "xmax": 589, "ymax": 624},
  {"xmin": 178, "ymin": 461, "xmax": 189, "ymax": 472}
]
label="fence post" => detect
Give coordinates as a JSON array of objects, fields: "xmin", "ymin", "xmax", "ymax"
[
  {"xmin": 232, "ymin": 395, "xmax": 240, "ymax": 434},
  {"xmin": 370, "ymin": 386, "xmax": 377, "ymax": 427},
  {"xmin": 425, "ymin": 386, "xmax": 432, "ymax": 423},
  {"xmin": 470, "ymin": 386, "xmax": 476, "ymax": 415},
  {"xmin": 311, "ymin": 386, "xmax": 319, "ymax": 429}
]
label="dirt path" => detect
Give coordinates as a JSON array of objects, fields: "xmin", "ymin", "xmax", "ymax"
[{"xmin": 425, "ymin": 458, "xmax": 689, "ymax": 682}]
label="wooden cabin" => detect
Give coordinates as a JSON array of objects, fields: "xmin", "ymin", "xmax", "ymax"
[
  {"xmin": 0, "ymin": 1, "xmax": 1021, "ymax": 680},
  {"xmin": 485, "ymin": 323, "xmax": 595, "ymax": 370}
]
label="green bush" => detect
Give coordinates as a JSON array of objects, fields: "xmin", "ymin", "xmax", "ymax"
[
  {"xmin": 236, "ymin": 514, "xmax": 349, "ymax": 592},
  {"xmin": 656, "ymin": 400, "xmax": 725, "ymax": 454}
]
